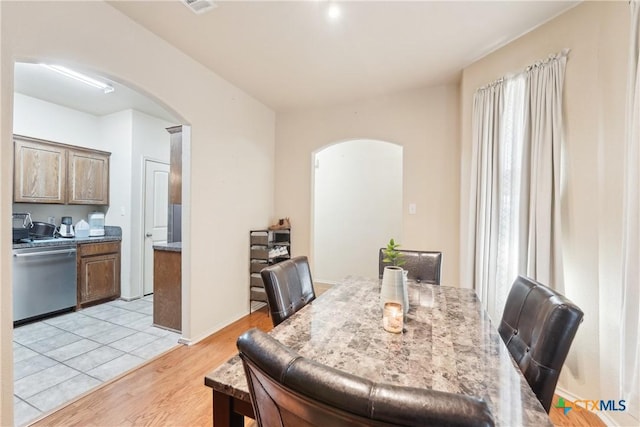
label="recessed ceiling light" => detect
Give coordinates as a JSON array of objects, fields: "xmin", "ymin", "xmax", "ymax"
[
  {"xmin": 40, "ymin": 64, "xmax": 114, "ymax": 94},
  {"xmin": 327, "ymin": 3, "xmax": 341, "ymax": 21}
]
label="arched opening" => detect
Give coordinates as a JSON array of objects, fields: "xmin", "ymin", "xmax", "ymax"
[
  {"xmin": 10, "ymin": 60, "xmax": 189, "ymax": 425},
  {"xmin": 312, "ymin": 139, "xmax": 403, "ymax": 283}
]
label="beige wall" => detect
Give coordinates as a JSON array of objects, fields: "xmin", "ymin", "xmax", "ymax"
[
  {"xmin": 275, "ymin": 85, "xmax": 460, "ymax": 286},
  {"xmin": 2, "ymin": 1, "xmax": 632, "ymax": 425},
  {"xmin": 460, "ymin": 2, "xmax": 631, "ymax": 423},
  {"xmin": 0, "ymin": 2, "xmax": 275, "ymax": 424},
  {"xmin": 1, "ymin": 1, "xmax": 13, "ymax": 421}
]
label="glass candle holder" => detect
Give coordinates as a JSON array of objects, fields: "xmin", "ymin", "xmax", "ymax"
[{"xmin": 383, "ymin": 302, "xmax": 403, "ymax": 333}]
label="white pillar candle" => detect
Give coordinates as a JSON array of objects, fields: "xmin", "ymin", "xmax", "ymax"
[{"xmin": 383, "ymin": 302, "xmax": 403, "ymax": 333}]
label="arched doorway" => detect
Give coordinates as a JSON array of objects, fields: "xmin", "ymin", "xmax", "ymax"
[
  {"xmin": 312, "ymin": 139, "xmax": 403, "ymax": 283},
  {"xmin": 10, "ymin": 61, "xmax": 188, "ymax": 425}
]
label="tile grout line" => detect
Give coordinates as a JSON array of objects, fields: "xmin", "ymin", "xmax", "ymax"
[{"xmin": 13, "ymin": 297, "xmax": 179, "ymax": 427}]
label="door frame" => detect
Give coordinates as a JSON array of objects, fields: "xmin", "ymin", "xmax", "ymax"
[
  {"xmin": 310, "ymin": 139, "xmax": 403, "ymax": 283},
  {"xmin": 141, "ymin": 157, "xmax": 170, "ymax": 296}
]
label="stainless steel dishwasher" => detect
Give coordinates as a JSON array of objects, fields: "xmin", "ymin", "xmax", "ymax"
[{"xmin": 13, "ymin": 244, "xmax": 77, "ymax": 323}]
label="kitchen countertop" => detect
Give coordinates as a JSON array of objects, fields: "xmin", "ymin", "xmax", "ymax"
[
  {"xmin": 12, "ymin": 226, "xmax": 122, "ymax": 249},
  {"xmin": 153, "ymin": 242, "xmax": 182, "ymax": 252}
]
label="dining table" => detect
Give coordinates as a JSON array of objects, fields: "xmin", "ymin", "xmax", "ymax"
[{"xmin": 204, "ymin": 276, "xmax": 553, "ymax": 426}]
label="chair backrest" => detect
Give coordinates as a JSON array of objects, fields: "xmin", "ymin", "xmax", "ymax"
[
  {"xmin": 237, "ymin": 328, "xmax": 495, "ymax": 427},
  {"xmin": 498, "ymin": 275, "xmax": 583, "ymax": 412},
  {"xmin": 378, "ymin": 249, "xmax": 442, "ymax": 285},
  {"xmin": 260, "ymin": 256, "xmax": 316, "ymax": 327}
]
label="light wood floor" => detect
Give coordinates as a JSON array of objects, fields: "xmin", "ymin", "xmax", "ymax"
[
  {"xmin": 34, "ymin": 305, "xmax": 603, "ymax": 427},
  {"xmin": 32, "ymin": 308, "xmax": 273, "ymax": 427},
  {"xmin": 549, "ymin": 395, "xmax": 606, "ymax": 427}
]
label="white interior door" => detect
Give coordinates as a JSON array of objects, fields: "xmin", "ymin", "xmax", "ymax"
[{"xmin": 143, "ymin": 160, "xmax": 169, "ymax": 295}]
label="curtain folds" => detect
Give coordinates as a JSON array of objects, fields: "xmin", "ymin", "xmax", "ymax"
[
  {"xmin": 470, "ymin": 83, "xmax": 502, "ymax": 314},
  {"xmin": 621, "ymin": 1, "xmax": 640, "ymax": 420},
  {"xmin": 470, "ymin": 82, "xmax": 503, "ymax": 318},
  {"xmin": 524, "ymin": 52, "xmax": 567, "ymax": 290},
  {"xmin": 469, "ymin": 52, "xmax": 567, "ymax": 321}
]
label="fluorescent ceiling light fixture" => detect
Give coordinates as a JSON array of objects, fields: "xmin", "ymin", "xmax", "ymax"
[{"xmin": 40, "ymin": 64, "xmax": 114, "ymax": 94}]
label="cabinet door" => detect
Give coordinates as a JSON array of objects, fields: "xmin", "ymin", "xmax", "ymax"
[
  {"xmin": 68, "ymin": 149, "xmax": 110, "ymax": 205},
  {"xmin": 78, "ymin": 242, "xmax": 121, "ymax": 306},
  {"xmin": 13, "ymin": 136, "xmax": 66, "ymax": 204},
  {"xmin": 153, "ymin": 249, "xmax": 181, "ymax": 331},
  {"xmin": 78, "ymin": 252, "xmax": 121, "ymax": 305}
]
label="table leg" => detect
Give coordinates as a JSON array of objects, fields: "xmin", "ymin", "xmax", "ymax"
[{"xmin": 213, "ymin": 390, "xmax": 244, "ymax": 427}]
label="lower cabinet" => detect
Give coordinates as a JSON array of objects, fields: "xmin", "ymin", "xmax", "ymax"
[
  {"xmin": 77, "ymin": 241, "xmax": 121, "ymax": 308},
  {"xmin": 153, "ymin": 248, "xmax": 181, "ymax": 332}
]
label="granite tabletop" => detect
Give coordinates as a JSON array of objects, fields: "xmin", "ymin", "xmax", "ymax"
[{"xmin": 205, "ymin": 276, "xmax": 552, "ymax": 426}]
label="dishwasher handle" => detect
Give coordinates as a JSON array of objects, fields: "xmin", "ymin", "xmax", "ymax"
[{"xmin": 14, "ymin": 248, "xmax": 77, "ymax": 258}]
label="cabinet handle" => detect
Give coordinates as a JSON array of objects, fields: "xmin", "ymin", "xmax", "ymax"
[
  {"xmin": 14, "ymin": 248, "xmax": 77, "ymax": 257},
  {"xmin": 145, "ymin": 233, "xmax": 153, "ymax": 237}
]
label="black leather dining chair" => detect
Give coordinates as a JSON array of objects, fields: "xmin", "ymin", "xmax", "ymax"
[
  {"xmin": 498, "ymin": 275, "xmax": 583, "ymax": 413},
  {"xmin": 260, "ymin": 256, "xmax": 316, "ymax": 327},
  {"xmin": 237, "ymin": 328, "xmax": 495, "ymax": 427},
  {"xmin": 378, "ymin": 249, "xmax": 442, "ymax": 285}
]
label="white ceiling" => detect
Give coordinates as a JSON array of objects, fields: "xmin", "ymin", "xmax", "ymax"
[
  {"xmin": 110, "ymin": 0, "xmax": 580, "ymax": 112},
  {"xmin": 14, "ymin": 62, "xmax": 178, "ymax": 122},
  {"xmin": 14, "ymin": 1, "xmax": 580, "ymax": 117}
]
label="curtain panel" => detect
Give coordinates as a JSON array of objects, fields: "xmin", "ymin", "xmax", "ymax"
[
  {"xmin": 524, "ymin": 52, "xmax": 567, "ymax": 290},
  {"xmin": 621, "ymin": 1, "xmax": 640, "ymax": 420},
  {"xmin": 469, "ymin": 51, "xmax": 567, "ymax": 322},
  {"xmin": 470, "ymin": 82, "xmax": 502, "ymax": 318}
]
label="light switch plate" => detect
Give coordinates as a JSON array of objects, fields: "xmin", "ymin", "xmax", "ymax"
[{"xmin": 409, "ymin": 203, "xmax": 417, "ymax": 215}]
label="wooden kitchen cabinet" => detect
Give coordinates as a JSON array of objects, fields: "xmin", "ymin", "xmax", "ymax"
[
  {"xmin": 167, "ymin": 125, "xmax": 182, "ymax": 205},
  {"xmin": 153, "ymin": 248, "xmax": 181, "ymax": 332},
  {"xmin": 13, "ymin": 135, "xmax": 67, "ymax": 204},
  {"xmin": 68, "ymin": 148, "xmax": 110, "ymax": 205},
  {"xmin": 13, "ymin": 134, "xmax": 110, "ymax": 205},
  {"xmin": 77, "ymin": 241, "xmax": 121, "ymax": 308}
]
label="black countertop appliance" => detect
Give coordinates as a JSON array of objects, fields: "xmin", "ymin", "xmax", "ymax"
[{"xmin": 12, "ymin": 212, "xmax": 31, "ymax": 242}]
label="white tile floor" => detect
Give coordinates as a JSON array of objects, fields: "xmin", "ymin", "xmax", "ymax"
[{"xmin": 12, "ymin": 295, "xmax": 181, "ymax": 427}]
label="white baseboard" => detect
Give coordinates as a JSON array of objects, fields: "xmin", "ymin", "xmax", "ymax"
[
  {"xmin": 555, "ymin": 386, "xmax": 582, "ymax": 402},
  {"xmin": 555, "ymin": 386, "xmax": 618, "ymax": 426},
  {"xmin": 177, "ymin": 309, "xmax": 256, "ymax": 346},
  {"xmin": 177, "ymin": 337, "xmax": 192, "ymax": 346}
]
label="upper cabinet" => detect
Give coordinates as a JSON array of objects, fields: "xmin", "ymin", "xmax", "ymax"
[
  {"xmin": 13, "ymin": 135, "xmax": 111, "ymax": 205},
  {"xmin": 68, "ymin": 149, "xmax": 110, "ymax": 205},
  {"xmin": 14, "ymin": 136, "xmax": 67, "ymax": 204}
]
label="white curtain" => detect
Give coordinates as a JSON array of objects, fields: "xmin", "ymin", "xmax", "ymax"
[
  {"xmin": 524, "ymin": 53, "xmax": 567, "ymax": 289},
  {"xmin": 470, "ymin": 81, "xmax": 503, "ymax": 320},
  {"xmin": 470, "ymin": 52, "xmax": 567, "ymax": 322},
  {"xmin": 621, "ymin": 1, "xmax": 640, "ymax": 421},
  {"xmin": 470, "ymin": 77, "xmax": 526, "ymax": 320}
]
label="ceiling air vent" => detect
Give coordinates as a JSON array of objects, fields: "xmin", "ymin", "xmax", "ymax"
[{"xmin": 182, "ymin": 0, "xmax": 217, "ymax": 15}]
